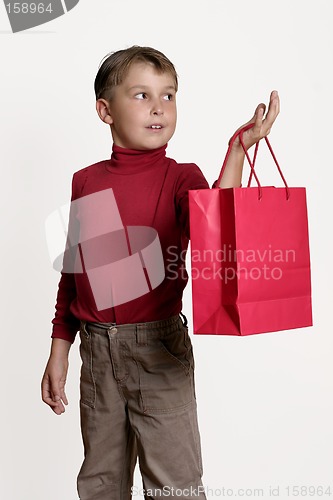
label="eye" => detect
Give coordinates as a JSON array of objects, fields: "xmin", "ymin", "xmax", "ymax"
[
  {"xmin": 134, "ymin": 92, "xmax": 147, "ymax": 100},
  {"xmin": 163, "ymin": 94, "xmax": 174, "ymax": 101}
]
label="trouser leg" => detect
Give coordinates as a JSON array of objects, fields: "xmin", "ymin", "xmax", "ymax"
[
  {"xmin": 128, "ymin": 316, "xmax": 206, "ymax": 499},
  {"xmin": 131, "ymin": 399, "xmax": 206, "ymax": 499},
  {"xmin": 76, "ymin": 325, "xmax": 137, "ymax": 500}
]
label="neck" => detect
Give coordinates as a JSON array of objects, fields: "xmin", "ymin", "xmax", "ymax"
[{"xmin": 106, "ymin": 143, "xmax": 168, "ymax": 174}]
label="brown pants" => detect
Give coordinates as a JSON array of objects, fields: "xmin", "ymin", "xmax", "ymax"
[{"xmin": 76, "ymin": 313, "xmax": 206, "ymax": 500}]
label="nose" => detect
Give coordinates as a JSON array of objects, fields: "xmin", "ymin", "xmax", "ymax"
[{"xmin": 151, "ymin": 97, "xmax": 164, "ymax": 116}]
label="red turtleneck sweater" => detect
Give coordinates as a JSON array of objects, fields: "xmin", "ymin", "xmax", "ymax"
[{"xmin": 51, "ymin": 144, "xmax": 217, "ymax": 344}]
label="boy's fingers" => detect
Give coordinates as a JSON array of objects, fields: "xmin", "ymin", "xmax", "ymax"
[
  {"xmin": 43, "ymin": 395, "xmax": 61, "ymax": 407},
  {"xmin": 43, "ymin": 391, "xmax": 66, "ymax": 414},
  {"xmin": 263, "ymin": 91, "xmax": 280, "ymax": 131},
  {"xmin": 231, "ymin": 91, "xmax": 279, "ymax": 146},
  {"xmin": 41, "ymin": 376, "xmax": 63, "ymax": 406},
  {"xmin": 50, "ymin": 394, "xmax": 66, "ymax": 413},
  {"xmin": 61, "ymin": 390, "xmax": 69, "ymax": 405},
  {"xmin": 41, "ymin": 377, "xmax": 52, "ymax": 401},
  {"xmin": 254, "ymin": 104, "xmax": 266, "ymax": 128},
  {"xmin": 271, "ymin": 89, "xmax": 280, "ymax": 108},
  {"xmin": 52, "ymin": 393, "xmax": 61, "ymax": 402},
  {"xmin": 41, "ymin": 385, "xmax": 61, "ymax": 407}
]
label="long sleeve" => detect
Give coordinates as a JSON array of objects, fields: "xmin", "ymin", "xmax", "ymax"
[
  {"xmin": 51, "ymin": 173, "xmax": 81, "ymax": 344},
  {"xmin": 175, "ymin": 163, "xmax": 210, "ymax": 240},
  {"xmin": 51, "ymin": 272, "xmax": 80, "ymax": 343}
]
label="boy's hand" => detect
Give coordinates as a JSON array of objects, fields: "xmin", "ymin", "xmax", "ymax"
[
  {"xmin": 41, "ymin": 354, "xmax": 69, "ymax": 415},
  {"xmin": 230, "ymin": 90, "xmax": 280, "ymax": 152}
]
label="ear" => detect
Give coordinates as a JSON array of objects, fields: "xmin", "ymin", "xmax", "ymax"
[{"xmin": 96, "ymin": 99, "xmax": 113, "ymax": 125}]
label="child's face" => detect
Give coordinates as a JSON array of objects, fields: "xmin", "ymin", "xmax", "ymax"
[{"xmin": 105, "ymin": 62, "xmax": 177, "ymax": 150}]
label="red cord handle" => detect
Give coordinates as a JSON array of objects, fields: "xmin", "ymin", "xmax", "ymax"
[
  {"xmin": 216, "ymin": 123, "xmax": 260, "ymax": 189},
  {"xmin": 246, "ymin": 140, "xmax": 259, "ymax": 187},
  {"xmin": 216, "ymin": 123, "xmax": 290, "ymax": 200}
]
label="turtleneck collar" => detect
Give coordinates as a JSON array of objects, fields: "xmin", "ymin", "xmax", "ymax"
[{"xmin": 105, "ymin": 143, "xmax": 168, "ymax": 175}]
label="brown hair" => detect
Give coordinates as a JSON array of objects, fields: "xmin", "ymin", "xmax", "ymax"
[{"xmin": 94, "ymin": 45, "xmax": 178, "ymax": 101}]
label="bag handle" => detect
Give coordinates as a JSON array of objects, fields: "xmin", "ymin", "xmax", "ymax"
[
  {"xmin": 246, "ymin": 140, "xmax": 259, "ymax": 188},
  {"xmin": 240, "ymin": 128, "xmax": 290, "ymax": 200},
  {"xmin": 216, "ymin": 123, "xmax": 290, "ymax": 200}
]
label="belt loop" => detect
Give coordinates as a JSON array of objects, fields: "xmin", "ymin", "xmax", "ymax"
[
  {"xmin": 136, "ymin": 325, "xmax": 148, "ymax": 346},
  {"xmin": 179, "ymin": 312, "xmax": 188, "ymax": 328}
]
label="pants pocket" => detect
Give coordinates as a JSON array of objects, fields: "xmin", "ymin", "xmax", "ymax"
[
  {"xmin": 79, "ymin": 327, "xmax": 97, "ymax": 409},
  {"xmin": 138, "ymin": 323, "xmax": 195, "ymax": 413},
  {"xmin": 159, "ymin": 323, "xmax": 193, "ymax": 375}
]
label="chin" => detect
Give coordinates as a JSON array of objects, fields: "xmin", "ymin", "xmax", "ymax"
[{"xmin": 137, "ymin": 139, "xmax": 167, "ymax": 151}]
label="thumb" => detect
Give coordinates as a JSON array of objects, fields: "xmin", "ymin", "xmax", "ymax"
[
  {"xmin": 51, "ymin": 383, "xmax": 62, "ymax": 403},
  {"xmin": 52, "ymin": 393, "xmax": 61, "ymax": 403},
  {"xmin": 53, "ymin": 379, "xmax": 69, "ymax": 405},
  {"xmin": 228, "ymin": 105, "xmax": 264, "ymax": 145},
  {"xmin": 59, "ymin": 386, "xmax": 69, "ymax": 405},
  {"xmin": 254, "ymin": 103, "xmax": 266, "ymax": 121}
]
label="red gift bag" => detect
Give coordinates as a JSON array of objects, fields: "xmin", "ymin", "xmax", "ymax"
[{"xmin": 188, "ymin": 124, "xmax": 312, "ymax": 335}]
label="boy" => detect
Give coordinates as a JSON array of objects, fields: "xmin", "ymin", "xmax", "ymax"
[{"xmin": 41, "ymin": 46, "xmax": 279, "ymax": 500}]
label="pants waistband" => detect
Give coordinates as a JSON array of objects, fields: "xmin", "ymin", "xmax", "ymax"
[{"xmin": 80, "ymin": 312, "xmax": 188, "ymax": 341}]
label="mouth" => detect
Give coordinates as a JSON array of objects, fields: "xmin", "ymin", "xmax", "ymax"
[{"xmin": 146, "ymin": 124, "xmax": 164, "ymax": 130}]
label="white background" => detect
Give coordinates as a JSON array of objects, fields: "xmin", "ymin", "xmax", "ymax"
[{"xmin": 1, "ymin": 0, "xmax": 332, "ymax": 499}]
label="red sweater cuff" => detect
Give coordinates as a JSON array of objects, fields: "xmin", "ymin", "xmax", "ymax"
[{"xmin": 51, "ymin": 325, "xmax": 78, "ymax": 344}]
